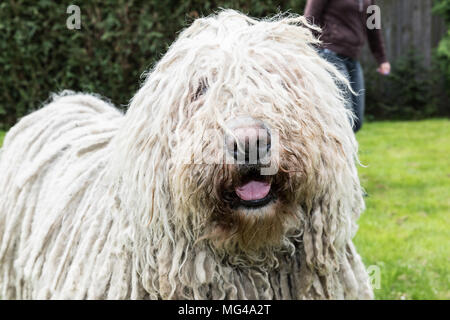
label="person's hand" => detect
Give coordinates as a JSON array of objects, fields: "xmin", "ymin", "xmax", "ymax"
[{"xmin": 377, "ymin": 62, "xmax": 391, "ymax": 75}]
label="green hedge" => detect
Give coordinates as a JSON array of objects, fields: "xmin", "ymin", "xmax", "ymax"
[{"xmin": 0, "ymin": 0, "xmax": 305, "ymax": 129}]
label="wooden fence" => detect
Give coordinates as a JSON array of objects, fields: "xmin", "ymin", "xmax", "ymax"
[{"xmin": 360, "ymin": 0, "xmax": 447, "ymax": 67}]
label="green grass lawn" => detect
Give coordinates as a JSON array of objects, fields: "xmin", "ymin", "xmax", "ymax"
[
  {"xmin": 355, "ymin": 119, "xmax": 449, "ymax": 300},
  {"xmin": 0, "ymin": 119, "xmax": 448, "ymax": 299},
  {"xmin": 0, "ymin": 131, "xmax": 4, "ymax": 146}
]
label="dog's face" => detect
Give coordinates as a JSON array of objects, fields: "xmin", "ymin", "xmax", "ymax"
[
  {"xmin": 178, "ymin": 113, "xmax": 305, "ymax": 251},
  {"xmin": 124, "ymin": 11, "xmax": 358, "ymax": 253}
]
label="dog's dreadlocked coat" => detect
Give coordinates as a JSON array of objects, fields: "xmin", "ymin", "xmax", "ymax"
[{"xmin": 0, "ymin": 10, "xmax": 373, "ymax": 299}]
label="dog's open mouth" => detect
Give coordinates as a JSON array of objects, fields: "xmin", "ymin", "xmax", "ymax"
[
  {"xmin": 233, "ymin": 170, "xmax": 275, "ymax": 209},
  {"xmin": 235, "ymin": 180, "xmax": 273, "ymax": 208}
]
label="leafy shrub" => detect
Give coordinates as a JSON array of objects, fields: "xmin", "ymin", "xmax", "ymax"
[
  {"xmin": 433, "ymin": 0, "xmax": 450, "ymax": 96},
  {"xmin": 0, "ymin": 0, "xmax": 305, "ymax": 129},
  {"xmin": 364, "ymin": 50, "xmax": 449, "ymax": 120}
]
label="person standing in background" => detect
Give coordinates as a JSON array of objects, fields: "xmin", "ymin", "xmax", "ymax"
[{"xmin": 304, "ymin": 0, "xmax": 391, "ymax": 132}]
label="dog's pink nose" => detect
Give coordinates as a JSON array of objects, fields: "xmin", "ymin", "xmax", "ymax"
[{"xmin": 225, "ymin": 117, "xmax": 271, "ymax": 164}]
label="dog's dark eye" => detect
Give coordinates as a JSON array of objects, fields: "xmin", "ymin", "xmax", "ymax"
[{"xmin": 193, "ymin": 79, "xmax": 208, "ymax": 101}]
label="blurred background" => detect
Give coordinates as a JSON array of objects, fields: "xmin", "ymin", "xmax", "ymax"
[{"xmin": 0, "ymin": 0, "xmax": 448, "ymax": 299}]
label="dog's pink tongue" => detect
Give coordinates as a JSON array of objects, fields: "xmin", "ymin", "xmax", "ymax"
[{"xmin": 235, "ymin": 181, "xmax": 271, "ymax": 201}]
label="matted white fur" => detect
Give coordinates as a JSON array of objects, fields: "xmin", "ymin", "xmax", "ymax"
[{"xmin": 0, "ymin": 10, "xmax": 373, "ymax": 299}]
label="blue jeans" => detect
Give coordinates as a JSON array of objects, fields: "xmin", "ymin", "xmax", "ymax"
[{"xmin": 319, "ymin": 49, "xmax": 365, "ymax": 132}]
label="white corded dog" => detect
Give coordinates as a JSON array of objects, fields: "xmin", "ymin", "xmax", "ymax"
[{"xmin": 0, "ymin": 10, "xmax": 372, "ymax": 299}]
